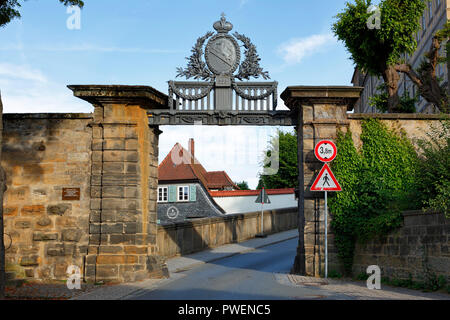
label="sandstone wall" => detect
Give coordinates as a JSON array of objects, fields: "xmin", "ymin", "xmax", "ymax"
[
  {"xmin": 157, "ymin": 207, "xmax": 298, "ymax": 259},
  {"xmin": 300, "ymin": 108, "xmax": 446, "ymax": 277},
  {"xmin": 353, "ymin": 211, "xmax": 450, "ymax": 282},
  {"xmin": 2, "ymin": 113, "xmax": 93, "ymax": 280},
  {"xmin": 85, "ymin": 104, "xmax": 165, "ymax": 282},
  {"xmin": 347, "ymin": 114, "xmax": 445, "ymax": 150}
]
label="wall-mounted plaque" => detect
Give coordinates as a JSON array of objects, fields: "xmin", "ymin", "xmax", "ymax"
[{"xmin": 62, "ymin": 188, "xmax": 81, "ymax": 201}]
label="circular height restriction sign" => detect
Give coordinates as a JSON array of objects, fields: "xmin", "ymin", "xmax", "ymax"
[{"xmin": 314, "ymin": 140, "xmax": 337, "ymax": 163}]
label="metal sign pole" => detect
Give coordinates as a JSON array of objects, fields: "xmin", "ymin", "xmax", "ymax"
[
  {"xmin": 324, "ymin": 190, "xmax": 328, "ymax": 279},
  {"xmin": 261, "ymin": 202, "xmax": 264, "ymax": 235}
]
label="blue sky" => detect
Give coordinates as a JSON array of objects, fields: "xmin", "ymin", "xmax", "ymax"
[{"xmin": 0, "ymin": 0, "xmax": 356, "ymax": 188}]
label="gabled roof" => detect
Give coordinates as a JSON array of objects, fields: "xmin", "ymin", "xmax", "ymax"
[
  {"xmin": 158, "ymin": 143, "xmax": 238, "ymax": 191},
  {"xmin": 205, "ymin": 171, "xmax": 238, "ymax": 189}
]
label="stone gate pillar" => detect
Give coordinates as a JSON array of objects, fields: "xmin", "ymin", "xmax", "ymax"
[
  {"xmin": 281, "ymin": 86, "xmax": 362, "ymax": 277},
  {"xmin": 68, "ymin": 85, "xmax": 169, "ymax": 282}
]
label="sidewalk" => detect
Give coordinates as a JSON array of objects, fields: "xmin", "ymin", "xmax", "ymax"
[{"xmin": 72, "ymin": 229, "xmax": 299, "ymax": 300}]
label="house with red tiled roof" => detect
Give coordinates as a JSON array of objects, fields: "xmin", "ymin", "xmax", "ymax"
[{"xmin": 157, "ymin": 139, "xmax": 238, "ymax": 223}]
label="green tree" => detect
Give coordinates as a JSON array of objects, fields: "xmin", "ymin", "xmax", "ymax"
[
  {"xmin": 1, "ymin": 0, "xmax": 84, "ymax": 27},
  {"xmin": 369, "ymin": 83, "xmax": 418, "ymax": 113},
  {"xmin": 258, "ymin": 130, "xmax": 298, "ymax": 189},
  {"xmin": 333, "ymin": 0, "xmax": 426, "ymax": 112},
  {"xmin": 235, "ymin": 181, "xmax": 250, "ymax": 190}
]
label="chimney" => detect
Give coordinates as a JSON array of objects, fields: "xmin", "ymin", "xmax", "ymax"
[{"xmin": 188, "ymin": 138, "xmax": 195, "ymax": 164}]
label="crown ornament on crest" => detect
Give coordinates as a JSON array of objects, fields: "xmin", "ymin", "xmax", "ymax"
[
  {"xmin": 213, "ymin": 13, "xmax": 233, "ymax": 33},
  {"xmin": 176, "ymin": 14, "xmax": 270, "ymax": 81}
]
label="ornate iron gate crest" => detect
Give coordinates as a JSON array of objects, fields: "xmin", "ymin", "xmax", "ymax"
[{"xmin": 168, "ymin": 14, "xmax": 278, "ymax": 114}]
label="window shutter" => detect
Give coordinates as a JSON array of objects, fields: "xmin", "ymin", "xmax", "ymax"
[
  {"xmin": 168, "ymin": 185, "xmax": 176, "ymax": 202},
  {"xmin": 189, "ymin": 184, "xmax": 196, "ymax": 202}
]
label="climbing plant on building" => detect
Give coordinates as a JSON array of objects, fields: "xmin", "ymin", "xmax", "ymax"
[
  {"xmin": 328, "ymin": 119, "xmax": 421, "ymax": 275},
  {"xmin": 416, "ymin": 118, "xmax": 450, "ymax": 218}
]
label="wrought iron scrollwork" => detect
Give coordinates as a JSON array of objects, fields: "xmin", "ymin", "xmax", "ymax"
[
  {"xmin": 169, "ymin": 14, "xmax": 278, "ymax": 113},
  {"xmin": 168, "ymin": 81, "xmax": 214, "ymax": 100},
  {"xmin": 176, "ymin": 32, "xmax": 214, "ymax": 80},
  {"xmin": 233, "ymin": 32, "xmax": 270, "ymax": 81},
  {"xmin": 232, "ymin": 80, "xmax": 278, "ymax": 100}
]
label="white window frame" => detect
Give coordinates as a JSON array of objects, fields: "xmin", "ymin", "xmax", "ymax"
[
  {"xmin": 158, "ymin": 186, "xmax": 168, "ymax": 203},
  {"xmin": 178, "ymin": 185, "xmax": 189, "ymax": 202}
]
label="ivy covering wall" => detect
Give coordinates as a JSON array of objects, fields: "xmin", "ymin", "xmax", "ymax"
[{"xmin": 328, "ymin": 118, "xmax": 422, "ymax": 274}]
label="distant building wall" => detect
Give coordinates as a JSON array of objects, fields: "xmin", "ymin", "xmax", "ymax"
[
  {"xmin": 212, "ymin": 191, "xmax": 297, "ymax": 214},
  {"xmin": 2, "ymin": 114, "xmax": 93, "ymax": 280},
  {"xmin": 157, "ymin": 182, "xmax": 223, "ymax": 224}
]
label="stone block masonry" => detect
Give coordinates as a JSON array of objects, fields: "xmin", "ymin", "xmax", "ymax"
[
  {"xmin": 2, "ymin": 114, "xmax": 92, "ymax": 280},
  {"xmin": 69, "ymin": 85, "xmax": 169, "ymax": 283},
  {"xmin": 281, "ymin": 86, "xmax": 447, "ymax": 278},
  {"xmin": 2, "ymin": 85, "xmax": 170, "ymax": 283},
  {"xmin": 86, "ymin": 104, "xmax": 164, "ymax": 282},
  {"xmin": 3, "ymin": 83, "xmax": 446, "ymax": 283},
  {"xmin": 353, "ymin": 211, "xmax": 450, "ymax": 283}
]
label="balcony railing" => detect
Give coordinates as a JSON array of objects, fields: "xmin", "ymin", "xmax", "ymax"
[{"xmin": 168, "ymin": 80, "xmax": 278, "ymax": 113}]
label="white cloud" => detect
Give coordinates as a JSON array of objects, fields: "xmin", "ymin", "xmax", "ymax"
[
  {"xmin": 0, "ymin": 63, "xmax": 47, "ymax": 83},
  {"xmin": 278, "ymin": 33, "xmax": 337, "ymax": 64},
  {"xmin": 0, "ymin": 63, "xmax": 91, "ymax": 113}
]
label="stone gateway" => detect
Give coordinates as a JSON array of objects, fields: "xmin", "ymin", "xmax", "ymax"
[{"xmin": 2, "ymin": 15, "xmax": 448, "ymax": 284}]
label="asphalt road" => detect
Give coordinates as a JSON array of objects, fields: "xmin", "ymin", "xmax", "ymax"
[{"xmin": 127, "ymin": 238, "xmax": 350, "ymax": 300}]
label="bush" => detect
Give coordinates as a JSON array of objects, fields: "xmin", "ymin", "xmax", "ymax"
[
  {"xmin": 328, "ymin": 270, "xmax": 343, "ymax": 279},
  {"xmin": 417, "ymin": 118, "xmax": 450, "ymax": 218},
  {"xmin": 355, "ymin": 272, "xmax": 369, "ymax": 281}
]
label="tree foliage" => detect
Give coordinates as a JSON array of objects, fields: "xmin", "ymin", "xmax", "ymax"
[
  {"xmin": 329, "ymin": 119, "xmax": 421, "ymax": 274},
  {"xmin": 258, "ymin": 130, "xmax": 298, "ymax": 189},
  {"xmin": 235, "ymin": 181, "xmax": 250, "ymax": 190},
  {"xmin": 333, "ymin": 0, "xmax": 426, "ymax": 112},
  {"xmin": 0, "ymin": 0, "xmax": 84, "ymax": 27},
  {"xmin": 417, "ymin": 118, "xmax": 450, "ymax": 217}
]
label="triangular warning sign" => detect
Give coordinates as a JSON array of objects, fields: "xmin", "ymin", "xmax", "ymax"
[
  {"xmin": 255, "ymin": 188, "xmax": 271, "ymax": 204},
  {"xmin": 310, "ymin": 164, "xmax": 342, "ymax": 192}
]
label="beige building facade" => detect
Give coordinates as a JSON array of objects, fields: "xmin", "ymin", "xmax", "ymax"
[{"xmin": 352, "ymin": 0, "xmax": 449, "ymax": 113}]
